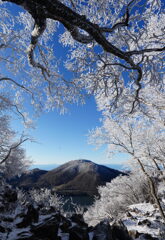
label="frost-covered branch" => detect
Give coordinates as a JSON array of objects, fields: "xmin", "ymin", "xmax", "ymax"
[
  {"xmin": 1, "ymin": 0, "xmax": 165, "ymax": 114},
  {"xmin": 0, "ymin": 116, "xmax": 31, "ymax": 177},
  {"xmin": 127, "ymin": 46, "xmax": 165, "ymax": 56},
  {"xmin": 0, "ymin": 136, "xmax": 29, "ymax": 165},
  {"xmin": 27, "ymin": 17, "xmax": 50, "ymax": 76},
  {"xmin": 0, "ymin": 77, "xmax": 33, "ymax": 96},
  {"xmin": 100, "ymin": 0, "xmax": 135, "ymax": 33}
]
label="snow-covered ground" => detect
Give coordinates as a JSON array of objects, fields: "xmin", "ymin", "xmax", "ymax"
[{"xmin": 122, "ymin": 203, "xmax": 165, "ymax": 239}]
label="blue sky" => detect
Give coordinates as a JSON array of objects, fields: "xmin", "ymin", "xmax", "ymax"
[
  {"xmin": 12, "ymin": 96, "xmax": 129, "ymax": 166},
  {"xmin": 6, "ymin": 2, "xmax": 130, "ymax": 166}
]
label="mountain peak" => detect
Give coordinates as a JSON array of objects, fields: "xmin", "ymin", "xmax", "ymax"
[
  {"xmin": 9, "ymin": 160, "xmax": 125, "ymax": 195},
  {"xmin": 38, "ymin": 159, "xmax": 124, "ymax": 195},
  {"xmin": 76, "ymin": 159, "xmax": 92, "ymax": 163}
]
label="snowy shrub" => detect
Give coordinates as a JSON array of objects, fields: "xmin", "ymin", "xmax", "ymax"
[
  {"xmin": 66, "ymin": 197, "xmax": 87, "ymax": 215},
  {"xmin": 84, "ymin": 171, "xmax": 150, "ymax": 226},
  {"xmin": 18, "ymin": 188, "xmax": 64, "ymax": 211}
]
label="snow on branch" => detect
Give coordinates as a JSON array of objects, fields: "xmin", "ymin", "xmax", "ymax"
[{"xmin": 1, "ymin": 0, "xmax": 165, "ymax": 113}]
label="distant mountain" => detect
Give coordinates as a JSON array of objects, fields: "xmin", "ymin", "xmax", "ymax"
[
  {"xmin": 30, "ymin": 163, "xmax": 124, "ymax": 171},
  {"xmin": 36, "ymin": 159, "xmax": 124, "ymax": 195},
  {"xmin": 8, "ymin": 168, "xmax": 48, "ymax": 190},
  {"xmin": 9, "ymin": 159, "xmax": 125, "ymax": 195},
  {"xmin": 30, "ymin": 164, "xmax": 59, "ymax": 171}
]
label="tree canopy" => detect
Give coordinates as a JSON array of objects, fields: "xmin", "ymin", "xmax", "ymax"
[{"xmin": 0, "ymin": 0, "xmax": 164, "ymax": 118}]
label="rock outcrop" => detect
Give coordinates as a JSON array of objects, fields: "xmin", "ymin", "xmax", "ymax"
[
  {"xmin": 1, "ymin": 182, "xmax": 163, "ymax": 240},
  {"xmin": 0, "ymin": 183, "xmax": 132, "ymax": 240}
]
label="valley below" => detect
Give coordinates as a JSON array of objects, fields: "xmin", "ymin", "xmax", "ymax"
[
  {"xmin": 1, "ymin": 159, "xmax": 165, "ymax": 240},
  {"xmin": 9, "ymin": 159, "xmax": 124, "ymax": 195},
  {"xmin": 8, "ymin": 159, "xmax": 125, "ymax": 210}
]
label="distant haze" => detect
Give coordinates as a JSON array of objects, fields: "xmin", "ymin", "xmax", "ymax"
[{"xmin": 30, "ymin": 163, "xmax": 124, "ymax": 171}]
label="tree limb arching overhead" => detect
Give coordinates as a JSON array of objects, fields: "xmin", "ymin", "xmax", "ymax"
[{"xmin": 2, "ymin": 0, "xmax": 165, "ymax": 113}]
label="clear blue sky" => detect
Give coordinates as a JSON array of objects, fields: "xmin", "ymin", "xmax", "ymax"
[
  {"xmin": 7, "ymin": 2, "xmax": 129, "ymax": 166},
  {"xmin": 12, "ymin": 96, "xmax": 129, "ymax": 165}
]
